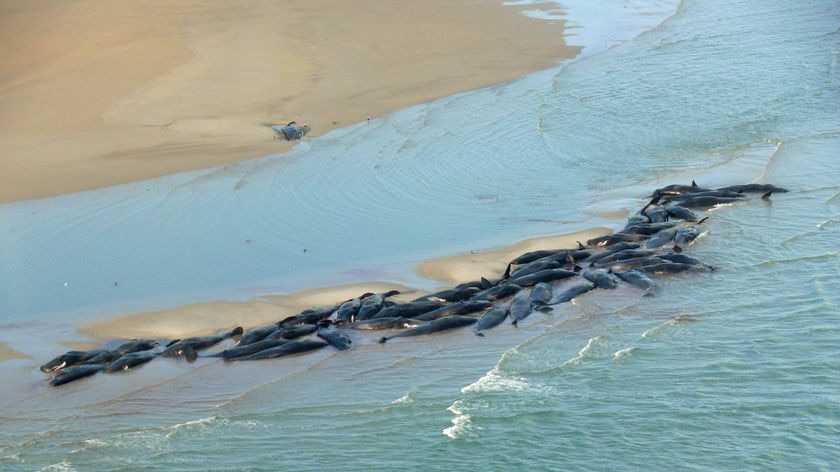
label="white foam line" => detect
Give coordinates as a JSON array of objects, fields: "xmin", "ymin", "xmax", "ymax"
[
  {"xmin": 613, "ymin": 346, "xmax": 638, "ymax": 361},
  {"xmin": 443, "ymin": 400, "xmax": 483, "ymax": 439},
  {"xmin": 560, "ymin": 335, "xmax": 600, "ymax": 368}
]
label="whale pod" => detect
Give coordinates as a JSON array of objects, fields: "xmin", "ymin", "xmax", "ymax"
[{"xmin": 38, "ymin": 181, "xmax": 789, "ymax": 389}]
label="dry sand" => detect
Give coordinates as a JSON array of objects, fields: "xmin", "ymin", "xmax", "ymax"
[
  {"xmin": 416, "ymin": 228, "xmax": 611, "ymax": 286},
  {"xmin": 0, "ymin": 0, "xmax": 578, "ymax": 202},
  {"xmin": 3, "ymin": 1, "xmax": 592, "ymax": 346},
  {"xmin": 79, "ymin": 281, "xmax": 424, "ymax": 340}
]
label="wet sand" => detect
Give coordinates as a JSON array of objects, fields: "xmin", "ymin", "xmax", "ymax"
[
  {"xmin": 0, "ymin": 342, "xmax": 31, "ymax": 362},
  {"xmin": 0, "ymin": 0, "xmax": 578, "ymax": 202},
  {"xmin": 79, "ymin": 282, "xmax": 423, "ymax": 340},
  {"xmin": 78, "ymin": 229, "xmax": 610, "ymax": 341},
  {"xmin": 417, "ymin": 228, "xmax": 611, "ymax": 286}
]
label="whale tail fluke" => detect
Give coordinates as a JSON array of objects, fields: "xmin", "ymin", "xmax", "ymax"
[
  {"xmin": 379, "ymin": 337, "xmax": 388, "ymax": 344},
  {"xmin": 475, "ymin": 331, "xmax": 485, "ymax": 337}
]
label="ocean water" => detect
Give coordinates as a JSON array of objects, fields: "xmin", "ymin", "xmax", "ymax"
[{"xmin": 2, "ymin": 0, "xmax": 839, "ymax": 470}]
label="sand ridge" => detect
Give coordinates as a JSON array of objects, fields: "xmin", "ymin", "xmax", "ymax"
[{"xmin": 78, "ymin": 229, "xmax": 610, "ymax": 340}]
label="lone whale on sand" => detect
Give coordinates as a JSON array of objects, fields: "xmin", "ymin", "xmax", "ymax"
[{"xmin": 270, "ymin": 121, "xmax": 310, "ymax": 140}]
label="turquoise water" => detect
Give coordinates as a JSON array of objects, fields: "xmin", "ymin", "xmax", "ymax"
[{"xmin": 2, "ymin": 0, "xmax": 839, "ymax": 470}]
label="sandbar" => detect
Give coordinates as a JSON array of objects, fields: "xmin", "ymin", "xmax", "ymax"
[
  {"xmin": 0, "ymin": 0, "xmax": 577, "ymax": 202},
  {"xmin": 79, "ymin": 281, "xmax": 423, "ymax": 340},
  {"xmin": 417, "ymin": 228, "xmax": 611, "ymax": 285},
  {"xmin": 79, "ymin": 230, "xmax": 610, "ymax": 340}
]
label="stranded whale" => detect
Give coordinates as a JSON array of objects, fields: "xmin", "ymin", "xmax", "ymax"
[{"xmin": 39, "ymin": 181, "xmax": 787, "ymax": 386}]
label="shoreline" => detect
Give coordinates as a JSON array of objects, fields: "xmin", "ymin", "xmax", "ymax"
[
  {"xmin": 0, "ymin": 0, "xmax": 578, "ymax": 203},
  {"xmin": 75, "ymin": 228, "xmax": 610, "ymax": 342},
  {"xmin": 7, "ymin": 146, "xmax": 776, "ymax": 358},
  {"xmin": 0, "ymin": 228, "xmax": 612, "ymax": 361}
]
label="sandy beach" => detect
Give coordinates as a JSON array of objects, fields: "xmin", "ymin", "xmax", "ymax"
[{"xmin": 0, "ymin": 0, "xmax": 577, "ymax": 202}]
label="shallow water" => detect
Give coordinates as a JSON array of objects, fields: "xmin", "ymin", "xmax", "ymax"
[
  {"xmin": 2, "ymin": 0, "xmax": 840, "ymax": 470},
  {"xmin": 0, "ymin": 0, "xmax": 681, "ymax": 326}
]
